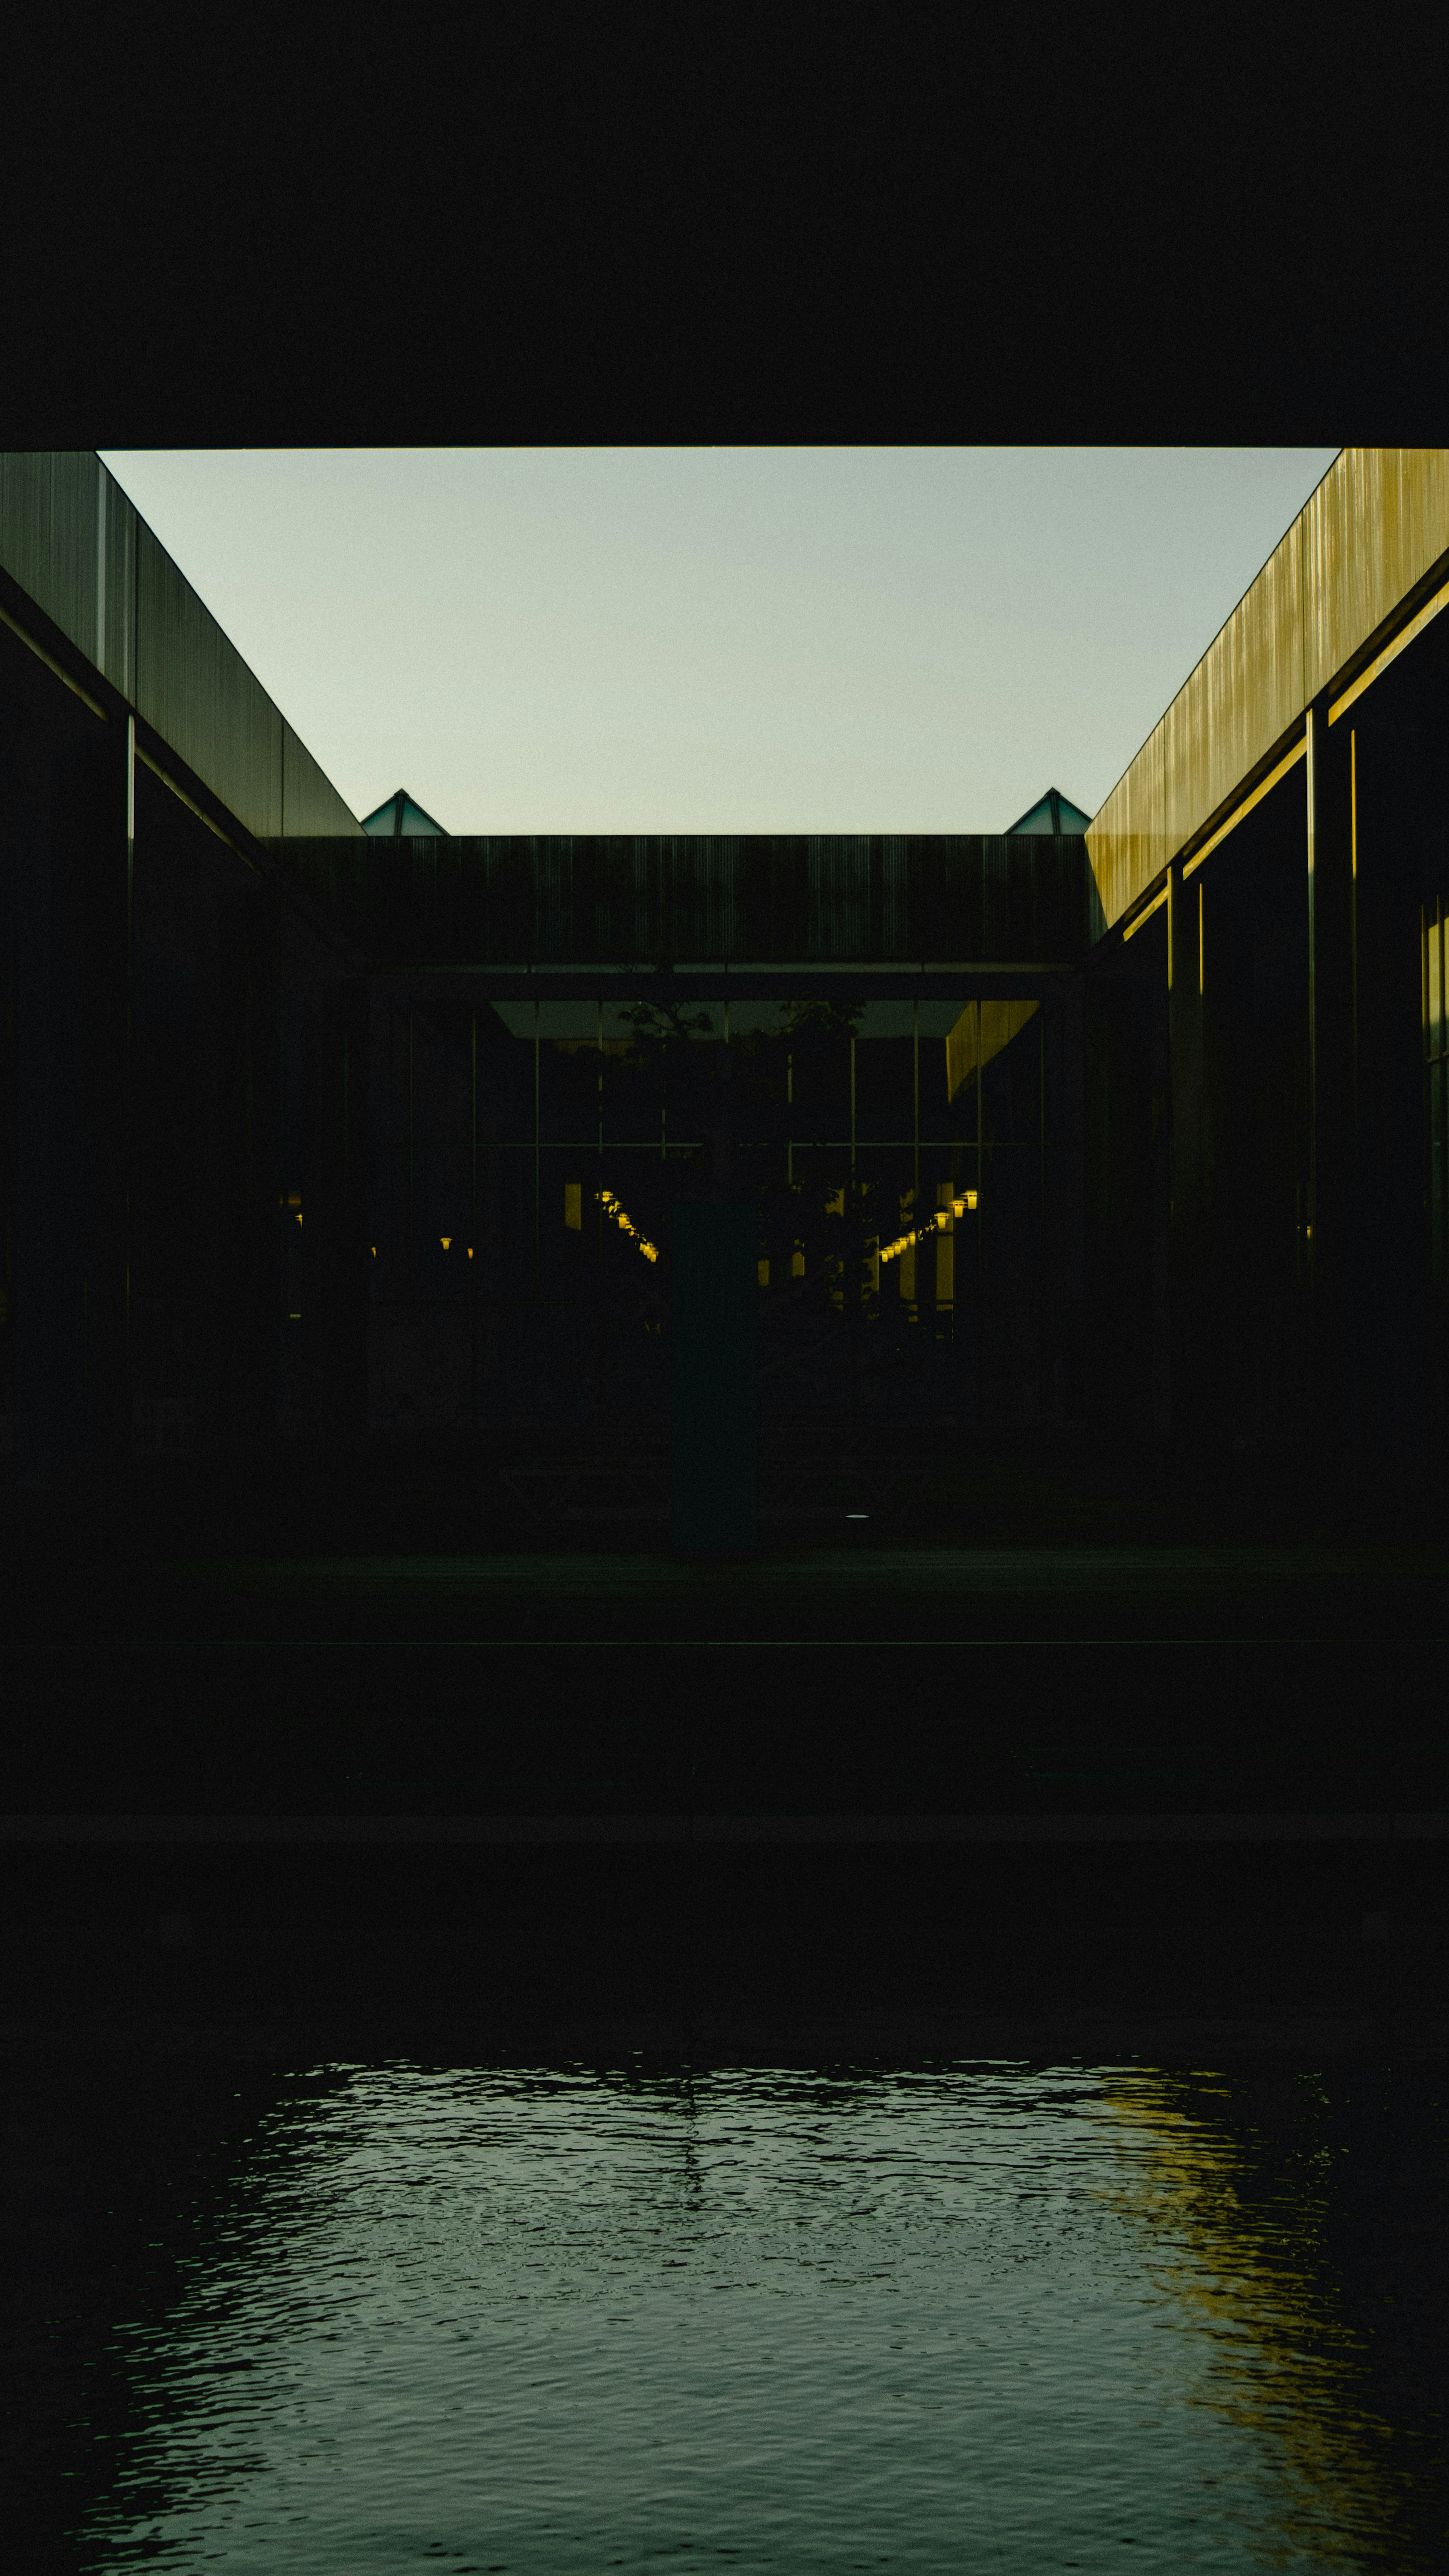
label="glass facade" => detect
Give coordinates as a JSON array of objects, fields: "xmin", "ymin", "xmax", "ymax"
[
  {"xmin": 1425, "ymin": 900, "xmax": 1446, "ymax": 1286},
  {"xmin": 357, "ymin": 988, "xmax": 1078, "ymax": 1434}
]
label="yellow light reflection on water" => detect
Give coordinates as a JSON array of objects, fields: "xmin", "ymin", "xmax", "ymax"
[
  {"xmin": 1093, "ymin": 2069, "xmax": 1415, "ymax": 2568},
  {"xmin": 68, "ymin": 2060, "xmax": 1440, "ymax": 2573}
]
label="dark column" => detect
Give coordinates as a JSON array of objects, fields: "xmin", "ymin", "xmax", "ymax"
[
  {"xmin": 974, "ymin": 999, "xmax": 985, "ymax": 1428},
  {"xmin": 1351, "ymin": 672, "xmax": 1434, "ymax": 1488},
  {"xmin": 1306, "ymin": 697, "xmax": 1356, "ymax": 1459},
  {"xmin": 1056, "ymin": 974, "xmax": 1087, "ymax": 1423},
  {"xmin": 311, "ymin": 976, "xmax": 371, "ymax": 1449},
  {"xmin": 275, "ymin": 895, "xmax": 362, "ymax": 1453},
  {"xmin": 1167, "ymin": 857, "xmax": 1207, "ymax": 1448},
  {"xmin": 11, "ymin": 693, "xmax": 129, "ymax": 1486},
  {"xmin": 1148, "ymin": 949, "xmax": 1172, "ymax": 1441},
  {"xmin": 243, "ymin": 872, "xmax": 283, "ymax": 1456},
  {"xmin": 671, "ymin": 1203, "xmax": 758, "ymax": 1549},
  {"xmin": 212, "ymin": 866, "xmax": 276, "ymax": 1461},
  {"xmin": 83, "ymin": 715, "xmax": 132, "ymax": 1472},
  {"xmin": 1083, "ymin": 970, "xmax": 1155, "ymax": 1444},
  {"xmin": 14, "ymin": 727, "xmax": 83, "ymax": 1486},
  {"xmin": 1194, "ymin": 847, "xmax": 1254, "ymax": 1449}
]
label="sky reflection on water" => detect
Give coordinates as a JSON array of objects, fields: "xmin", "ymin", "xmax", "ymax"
[{"xmin": 74, "ymin": 2061, "xmax": 1434, "ymax": 2573}]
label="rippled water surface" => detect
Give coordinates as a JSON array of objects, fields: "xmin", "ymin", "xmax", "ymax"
[{"xmin": 73, "ymin": 2061, "xmax": 1438, "ymax": 2572}]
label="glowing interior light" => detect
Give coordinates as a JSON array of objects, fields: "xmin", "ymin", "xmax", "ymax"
[
  {"xmin": 371, "ymin": 1246, "xmax": 376, "ymax": 1256},
  {"xmin": 879, "ymin": 1192, "xmax": 974, "ymax": 1264},
  {"xmin": 594, "ymin": 1188, "xmax": 658, "ymax": 1262},
  {"xmin": 441, "ymin": 1236, "xmax": 452, "ymax": 1249}
]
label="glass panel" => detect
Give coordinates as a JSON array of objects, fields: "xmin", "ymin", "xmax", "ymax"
[
  {"xmin": 413, "ymin": 1147, "xmax": 473, "ymax": 1301},
  {"xmin": 1423, "ymin": 1056, "xmax": 1434, "ymax": 1288},
  {"xmin": 935, "ymin": 1182, "xmax": 955, "ymax": 1311},
  {"xmin": 354, "ymin": 986, "xmax": 1069, "ymax": 1430}
]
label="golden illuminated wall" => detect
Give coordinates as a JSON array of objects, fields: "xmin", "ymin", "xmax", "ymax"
[
  {"xmin": 944, "ymin": 998, "xmax": 1039, "ymax": 1100},
  {"xmin": 1087, "ymin": 449, "xmax": 1449, "ymax": 932}
]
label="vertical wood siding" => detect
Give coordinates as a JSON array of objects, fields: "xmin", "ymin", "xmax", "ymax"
[{"xmin": 1088, "ymin": 450, "xmax": 1449, "ymax": 934}]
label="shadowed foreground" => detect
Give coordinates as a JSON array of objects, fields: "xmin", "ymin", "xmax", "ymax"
[{"xmin": 5, "ymin": 1438, "xmax": 1447, "ymax": 2568}]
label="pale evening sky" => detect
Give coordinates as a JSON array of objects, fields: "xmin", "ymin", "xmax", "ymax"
[{"xmin": 97, "ymin": 448, "xmax": 1341, "ymax": 837}]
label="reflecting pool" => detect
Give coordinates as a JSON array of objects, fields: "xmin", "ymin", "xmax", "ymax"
[{"xmin": 72, "ymin": 2061, "xmax": 1437, "ymax": 2572}]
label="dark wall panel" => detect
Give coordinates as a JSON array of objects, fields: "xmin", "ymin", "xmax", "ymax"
[
  {"xmin": 0, "ymin": 454, "xmax": 103, "ymax": 675},
  {"xmin": 282, "ymin": 720, "xmax": 365, "ymax": 841},
  {"xmin": 136, "ymin": 525, "xmax": 283, "ymax": 842},
  {"xmin": 274, "ymin": 834, "xmax": 1095, "ymax": 971},
  {"xmin": 0, "ymin": 459, "xmax": 361, "ymax": 853}
]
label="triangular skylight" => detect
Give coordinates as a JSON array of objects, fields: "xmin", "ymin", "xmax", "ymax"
[
  {"xmin": 361, "ymin": 788, "xmax": 450, "ymax": 837},
  {"xmin": 1005, "ymin": 787, "xmax": 1093, "ymax": 836}
]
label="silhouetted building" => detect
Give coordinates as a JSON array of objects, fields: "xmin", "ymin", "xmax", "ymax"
[{"xmin": 3, "ymin": 449, "xmax": 1446, "ymax": 1483}]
